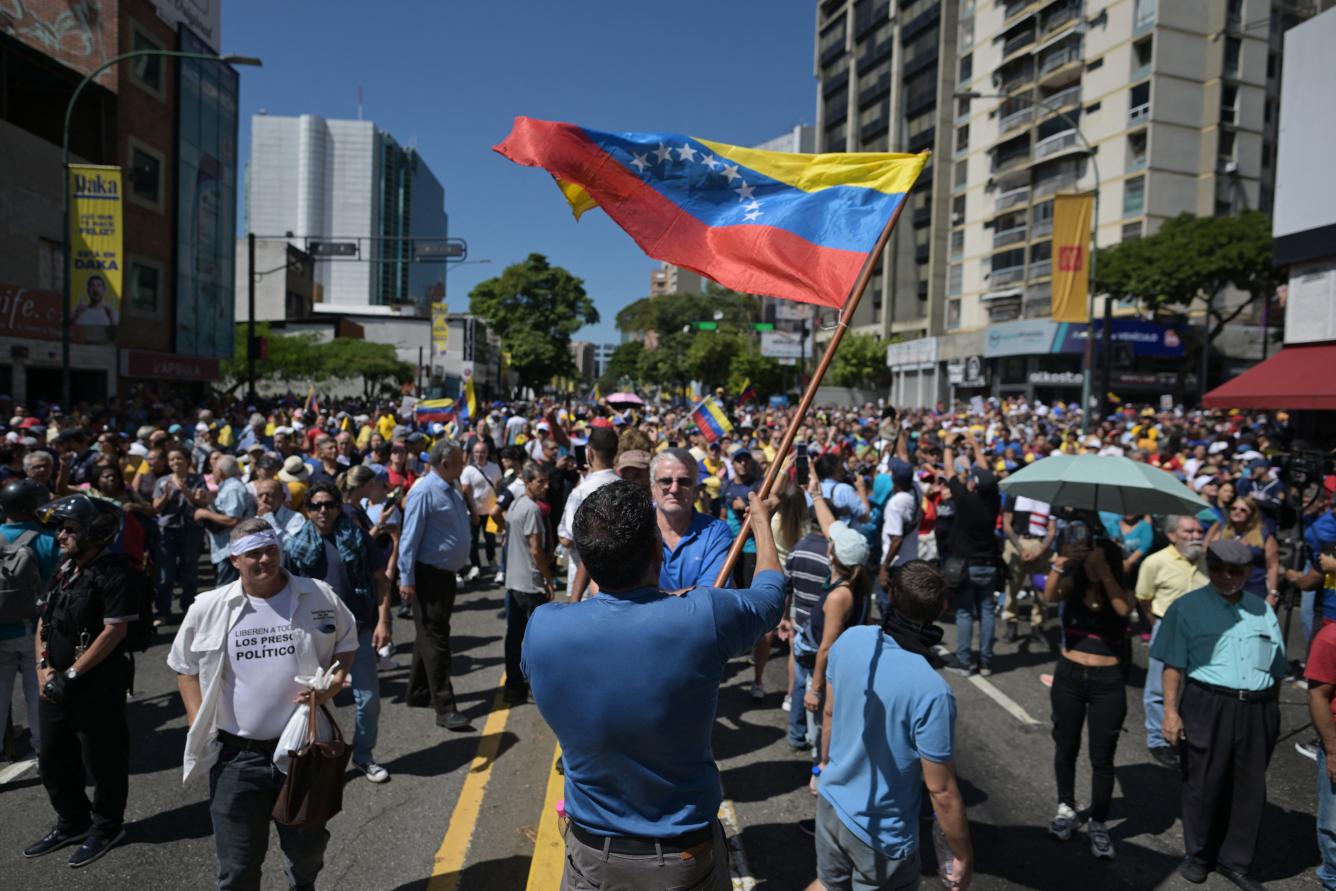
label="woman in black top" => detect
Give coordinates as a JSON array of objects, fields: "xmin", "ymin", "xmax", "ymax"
[{"xmin": 1042, "ymin": 518, "xmax": 1134, "ymax": 861}]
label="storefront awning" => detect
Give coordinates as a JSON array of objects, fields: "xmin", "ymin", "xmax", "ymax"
[{"xmin": 1202, "ymin": 342, "xmax": 1336, "ymax": 410}]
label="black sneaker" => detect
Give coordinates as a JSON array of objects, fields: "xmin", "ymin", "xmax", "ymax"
[
  {"xmin": 798, "ymin": 818, "xmax": 816, "ymax": 837},
  {"xmin": 68, "ymin": 830, "xmax": 124, "ymax": 868},
  {"xmin": 436, "ymin": 710, "xmax": 473, "ymax": 731},
  {"xmin": 946, "ymin": 659, "xmax": 973, "ymax": 677},
  {"xmin": 1178, "ymin": 858, "xmax": 1209, "ymax": 884},
  {"xmin": 503, "ymin": 685, "xmax": 528, "ymax": 705},
  {"xmin": 24, "ymin": 826, "xmax": 88, "ymax": 859},
  {"xmin": 1215, "ymin": 865, "xmax": 1265, "ymax": 891},
  {"xmin": 1149, "ymin": 746, "xmax": 1179, "ymax": 768},
  {"xmin": 1002, "ymin": 621, "xmax": 1019, "ymax": 643}
]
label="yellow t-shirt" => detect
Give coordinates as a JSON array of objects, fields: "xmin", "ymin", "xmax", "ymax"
[{"xmin": 1135, "ymin": 545, "xmax": 1209, "ymax": 619}]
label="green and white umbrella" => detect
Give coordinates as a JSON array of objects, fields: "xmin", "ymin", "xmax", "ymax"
[{"xmin": 998, "ymin": 454, "xmax": 1211, "ymax": 516}]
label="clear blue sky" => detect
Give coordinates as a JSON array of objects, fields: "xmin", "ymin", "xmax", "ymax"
[{"xmin": 228, "ymin": 0, "xmax": 817, "ymax": 343}]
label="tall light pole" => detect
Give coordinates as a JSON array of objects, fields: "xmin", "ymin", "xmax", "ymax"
[
  {"xmin": 62, "ymin": 49, "xmax": 261, "ymax": 407},
  {"xmin": 954, "ymin": 90, "xmax": 1102, "ymax": 432}
]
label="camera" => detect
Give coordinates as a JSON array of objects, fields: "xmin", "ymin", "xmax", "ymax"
[{"xmin": 1279, "ymin": 450, "xmax": 1332, "ymax": 489}]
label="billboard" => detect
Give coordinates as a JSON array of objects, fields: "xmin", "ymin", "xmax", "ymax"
[
  {"xmin": 431, "ymin": 303, "xmax": 450, "ymax": 351},
  {"xmin": 984, "ymin": 318, "xmax": 1184, "ymax": 358},
  {"xmin": 760, "ymin": 330, "xmax": 811, "ymax": 360},
  {"xmin": 175, "ymin": 26, "xmax": 239, "ymax": 359},
  {"xmin": 68, "ymin": 165, "xmax": 123, "ymax": 327},
  {"xmin": 1274, "ymin": 9, "xmax": 1336, "ymax": 259}
]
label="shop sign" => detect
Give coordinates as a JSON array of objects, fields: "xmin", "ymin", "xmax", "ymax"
[
  {"xmin": 986, "ymin": 318, "xmax": 1184, "ymax": 358},
  {"xmin": 947, "ymin": 354, "xmax": 988, "ymax": 387},
  {"xmin": 1028, "ymin": 370, "xmax": 1084, "ymax": 386},
  {"xmin": 886, "ymin": 336, "xmax": 938, "ymax": 368},
  {"xmin": 120, "ymin": 349, "xmax": 219, "ymax": 381},
  {"xmin": 0, "ymin": 285, "xmax": 83, "ymax": 343}
]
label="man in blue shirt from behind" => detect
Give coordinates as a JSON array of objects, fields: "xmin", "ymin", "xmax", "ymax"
[
  {"xmin": 523, "ymin": 480, "xmax": 784, "ymax": 891},
  {"xmin": 0, "ymin": 478, "xmax": 58, "ymax": 756}
]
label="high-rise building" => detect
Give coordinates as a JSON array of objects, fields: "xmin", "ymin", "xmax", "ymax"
[
  {"xmin": 649, "ymin": 262, "xmax": 705, "ymax": 297},
  {"xmin": 247, "ymin": 114, "xmax": 447, "ymax": 315},
  {"xmin": 814, "ymin": 0, "xmax": 959, "ymax": 347},
  {"xmin": 940, "ymin": 0, "xmax": 1317, "ymax": 405}
]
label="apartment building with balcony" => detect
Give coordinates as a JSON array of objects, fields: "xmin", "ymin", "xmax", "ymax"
[
  {"xmin": 814, "ymin": 0, "xmax": 960, "ymax": 351},
  {"xmin": 938, "ymin": 0, "xmax": 1311, "ymax": 404}
]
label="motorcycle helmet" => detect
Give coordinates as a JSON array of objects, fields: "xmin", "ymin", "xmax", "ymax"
[
  {"xmin": 36, "ymin": 494, "xmax": 122, "ymax": 552},
  {"xmin": 0, "ymin": 478, "xmax": 50, "ymax": 518}
]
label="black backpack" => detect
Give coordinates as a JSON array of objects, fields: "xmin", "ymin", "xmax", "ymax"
[{"xmin": 0, "ymin": 529, "xmax": 43, "ymax": 623}]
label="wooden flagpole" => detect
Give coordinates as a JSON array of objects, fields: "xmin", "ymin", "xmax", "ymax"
[{"xmin": 712, "ymin": 192, "xmax": 913, "ymax": 588}]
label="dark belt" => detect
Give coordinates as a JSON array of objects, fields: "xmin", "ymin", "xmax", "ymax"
[
  {"xmin": 218, "ymin": 730, "xmax": 280, "ymax": 754},
  {"xmin": 568, "ymin": 821, "xmax": 715, "ymax": 856},
  {"xmin": 1187, "ymin": 678, "xmax": 1278, "ymax": 702}
]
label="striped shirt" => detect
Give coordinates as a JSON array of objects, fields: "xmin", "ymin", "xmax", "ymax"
[{"xmin": 785, "ymin": 531, "xmax": 831, "ymax": 627}]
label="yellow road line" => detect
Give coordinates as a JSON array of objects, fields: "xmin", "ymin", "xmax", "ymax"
[
  {"xmin": 427, "ymin": 673, "xmax": 511, "ymax": 891},
  {"xmin": 524, "ymin": 744, "xmax": 566, "ymax": 891}
]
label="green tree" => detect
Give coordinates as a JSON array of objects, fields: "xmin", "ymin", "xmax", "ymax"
[
  {"xmin": 829, "ymin": 332, "xmax": 891, "ymax": 389},
  {"xmin": 686, "ymin": 330, "xmax": 751, "ymax": 387},
  {"xmin": 221, "ymin": 323, "xmax": 324, "ymax": 383},
  {"xmin": 1096, "ymin": 210, "xmax": 1285, "ymax": 344},
  {"xmin": 637, "ymin": 331, "xmax": 692, "ymax": 389},
  {"xmin": 615, "ymin": 288, "xmax": 760, "ymax": 340},
  {"xmin": 727, "ymin": 346, "xmax": 783, "ymax": 398},
  {"xmin": 470, "ymin": 253, "xmax": 600, "ymax": 387},
  {"xmin": 317, "ymin": 338, "xmax": 414, "ymax": 398},
  {"xmin": 605, "ymin": 341, "xmax": 644, "ymax": 383}
]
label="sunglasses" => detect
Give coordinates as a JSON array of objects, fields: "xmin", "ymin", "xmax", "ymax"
[
  {"xmin": 56, "ymin": 525, "xmax": 80, "ymax": 537},
  {"xmin": 308, "ymin": 500, "xmax": 341, "ymax": 512},
  {"xmin": 655, "ymin": 476, "xmax": 694, "ymax": 490}
]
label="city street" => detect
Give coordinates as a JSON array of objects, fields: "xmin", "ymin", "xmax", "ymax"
[{"xmin": 2, "ymin": 577, "xmax": 1324, "ymax": 890}]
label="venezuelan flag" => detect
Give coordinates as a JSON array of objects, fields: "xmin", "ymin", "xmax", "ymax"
[
  {"xmin": 690, "ymin": 397, "xmax": 734, "ymax": 444},
  {"xmin": 737, "ymin": 378, "xmax": 758, "ymax": 405},
  {"xmin": 495, "ymin": 118, "xmax": 927, "ymax": 309},
  {"xmin": 415, "ymin": 398, "xmax": 455, "ymax": 425}
]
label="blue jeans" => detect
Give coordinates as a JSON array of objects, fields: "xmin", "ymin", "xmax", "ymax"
[
  {"xmin": 350, "ymin": 628, "xmax": 380, "ymax": 765},
  {"xmin": 954, "ymin": 564, "xmax": 999, "ymax": 669},
  {"xmin": 209, "ymin": 745, "xmax": 329, "ymax": 891},
  {"xmin": 156, "ymin": 525, "xmax": 203, "ymax": 616},
  {"xmin": 1144, "ymin": 620, "xmax": 1166, "ymax": 749},
  {"xmin": 0, "ymin": 632, "xmax": 39, "ymax": 750},
  {"xmin": 1319, "ymin": 744, "xmax": 1336, "ymax": 890},
  {"xmin": 789, "ymin": 658, "xmax": 812, "ymax": 748}
]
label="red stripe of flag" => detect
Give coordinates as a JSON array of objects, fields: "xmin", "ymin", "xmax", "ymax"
[{"xmin": 495, "ymin": 120, "xmax": 865, "ymax": 309}]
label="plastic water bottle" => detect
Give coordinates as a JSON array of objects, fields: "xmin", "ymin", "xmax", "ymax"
[{"xmin": 933, "ymin": 816, "xmax": 959, "ymax": 890}]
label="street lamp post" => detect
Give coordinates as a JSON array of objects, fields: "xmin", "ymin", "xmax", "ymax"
[
  {"xmin": 954, "ymin": 90, "xmax": 1102, "ymax": 432},
  {"xmin": 61, "ymin": 49, "xmax": 261, "ymax": 407}
]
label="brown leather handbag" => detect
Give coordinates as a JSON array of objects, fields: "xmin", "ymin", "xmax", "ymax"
[{"xmin": 272, "ymin": 701, "xmax": 351, "ymax": 827}]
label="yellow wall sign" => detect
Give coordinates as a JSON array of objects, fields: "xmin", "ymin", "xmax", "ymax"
[
  {"xmin": 431, "ymin": 302, "xmax": 449, "ymax": 351},
  {"xmin": 69, "ymin": 164, "xmax": 124, "ymax": 327}
]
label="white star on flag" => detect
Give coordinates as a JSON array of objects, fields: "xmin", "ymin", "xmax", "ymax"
[
  {"xmin": 721, "ymin": 163, "xmax": 741, "ymax": 183},
  {"xmin": 676, "ymin": 144, "xmax": 698, "ymax": 162},
  {"xmin": 630, "ymin": 152, "xmax": 649, "ymax": 172},
  {"xmin": 734, "ymin": 181, "xmax": 755, "ymax": 201},
  {"xmin": 744, "ymin": 200, "xmax": 761, "ymax": 212},
  {"xmin": 701, "ymin": 154, "xmax": 721, "ymax": 170},
  {"xmin": 652, "ymin": 143, "xmax": 672, "ymax": 164},
  {"xmin": 744, "ymin": 209, "xmax": 763, "ymax": 221}
]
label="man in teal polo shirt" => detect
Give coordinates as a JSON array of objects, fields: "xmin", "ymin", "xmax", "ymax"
[{"xmin": 1154, "ymin": 538, "xmax": 1287, "ymax": 891}]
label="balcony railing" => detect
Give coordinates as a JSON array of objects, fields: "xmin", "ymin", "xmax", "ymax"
[
  {"xmin": 994, "ymin": 226, "xmax": 1029, "ymax": 248},
  {"xmin": 995, "ymin": 186, "xmax": 1031, "ymax": 211},
  {"xmin": 1031, "ymin": 219, "xmax": 1053, "ymax": 238},
  {"xmin": 1039, "ymin": 46, "xmax": 1077, "ymax": 75},
  {"xmin": 1003, "ymin": 30, "xmax": 1036, "ymax": 58},
  {"xmin": 1126, "ymin": 153, "xmax": 1147, "ymax": 173},
  {"xmin": 1029, "ymin": 259, "xmax": 1052, "ymax": 279},
  {"xmin": 1043, "ymin": 84, "xmax": 1081, "ymax": 113},
  {"xmin": 1042, "ymin": 4, "xmax": 1079, "ymax": 35},
  {"xmin": 1000, "ymin": 105, "xmax": 1035, "ymax": 133},
  {"xmin": 1033, "ymin": 172, "xmax": 1080, "ymax": 197},
  {"xmin": 1128, "ymin": 103, "xmax": 1151, "ymax": 126},
  {"xmin": 1130, "ymin": 62, "xmax": 1151, "ymax": 82},
  {"xmin": 1034, "ymin": 129, "xmax": 1080, "ymax": 159},
  {"xmin": 993, "ymin": 149, "xmax": 1032, "ymax": 173},
  {"xmin": 991, "ymin": 265, "xmax": 1027, "ymax": 286}
]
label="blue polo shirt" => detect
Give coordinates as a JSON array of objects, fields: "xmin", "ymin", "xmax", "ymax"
[
  {"xmin": 660, "ymin": 511, "xmax": 734, "ymax": 590},
  {"xmin": 521, "ymin": 569, "xmax": 786, "ymax": 838},
  {"xmin": 819, "ymin": 625, "xmax": 955, "ymax": 860},
  {"xmin": 1149, "ymin": 584, "xmax": 1287, "ymax": 691}
]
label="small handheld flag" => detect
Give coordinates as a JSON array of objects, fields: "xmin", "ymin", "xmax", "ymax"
[
  {"xmin": 737, "ymin": 378, "xmax": 758, "ymax": 405},
  {"xmin": 494, "ymin": 117, "xmax": 927, "ymax": 310},
  {"xmin": 415, "ymin": 398, "xmax": 455, "ymax": 425},
  {"xmin": 690, "ymin": 397, "xmax": 734, "ymax": 444}
]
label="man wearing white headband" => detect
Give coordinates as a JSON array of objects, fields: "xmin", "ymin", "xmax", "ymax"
[{"xmin": 167, "ymin": 517, "xmax": 357, "ymax": 889}]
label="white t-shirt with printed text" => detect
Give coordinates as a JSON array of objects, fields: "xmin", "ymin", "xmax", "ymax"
[{"xmin": 217, "ymin": 584, "xmax": 304, "ymax": 740}]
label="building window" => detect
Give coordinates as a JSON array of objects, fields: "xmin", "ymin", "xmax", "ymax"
[
  {"xmin": 823, "ymin": 121, "xmax": 847, "ymax": 152},
  {"xmin": 1127, "ymin": 131, "xmax": 1148, "ymax": 171},
  {"xmin": 954, "ymin": 160, "xmax": 968, "ymax": 190},
  {"xmin": 1131, "ymin": 37, "xmax": 1152, "ymax": 81},
  {"xmin": 952, "ymin": 193, "xmax": 966, "ymax": 225},
  {"xmin": 1134, "ymin": 0, "xmax": 1156, "ymax": 31},
  {"xmin": 959, "ymin": 53, "xmax": 973, "ymax": 83},
  {"xmin": 946, "ymin": 298, "xmax": 962, "ymax": 330},
  {"xmin": 820, "ymin": 20, "xmax": 847, "ymax": 57},
  {"xmin": 1121, "ymin": 221, "xmax": 1142, "ymax": 241},
  {"xmin": 1220, "ymin": 84, "xmax": 1238, "ymax": 124},
  {"xmin": 1123, "ymin": 175, "xmax": 1145, "ymax": 217},
  {"xmin": 1261, "ymin": 141, "xmax": 1273, "ymax": 168},
  {"xmin": 1128, "ymin": 82, "xmax": 1151, "ymax": 125},
  {"xmin": 1086, "ymin": 57, "xmax": 1104, "ymax": 71},
  {"xmin": 126, "ymin": 257, "xmax": 164, "ymax": 318},
  {"xmin": 947, "ymin": 263, "xmax": 963, "ymax": 295},
  {"xmin": 127, "ymin": 139, "xmax": 165, "ymax": 213},
  {"xmin": 1267, "ymin": 52, "xmax": 1277, "ymax": 79},
  {"xmin": 1218, "ymin": 129, "xmax": 1236, "ymax": 168},
  {"xmin": 955, "ymin": 124, "xmax": 969, "ymax": 154},
  {"xmin": 39, "ymin": 239, "xmax": 66, "ymax": 290},
  {"xmin": 1224, "ymin": 36, "xmax": 1241, "ymax": 77},
  {"xmin": 130, "ymin": 25, "xmax": 165, "ymax": 98}
]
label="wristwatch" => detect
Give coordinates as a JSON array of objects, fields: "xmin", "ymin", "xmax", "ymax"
[{"xmin": 64, "ymin": 667, "xmax": 79, "ymax": 682}]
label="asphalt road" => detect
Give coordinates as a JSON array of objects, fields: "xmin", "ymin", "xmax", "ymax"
[{"xmin": 2, "ymin": 577, "xmax": 1325, "ymax": 890}]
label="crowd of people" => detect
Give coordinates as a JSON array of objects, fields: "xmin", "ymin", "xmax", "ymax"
[{"xmin": 0, "ymin": 388, "xmax": 1332, "ymax": 890}]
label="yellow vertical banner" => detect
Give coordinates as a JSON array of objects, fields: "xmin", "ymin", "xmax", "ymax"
[
  {"xmin": 1050, "ymin": 193, "xmax": 1093, "ymax": 322},
  {"xmin": 431, "ymin": 302, "xmax": 450, "ymax": 351},
  {"xmin": 68, "ymin": 164, "xmax": 124, "ymax": 327}
]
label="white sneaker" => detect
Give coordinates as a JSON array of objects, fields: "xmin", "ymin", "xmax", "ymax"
[
  {"xmin": 781, "ymin": 695, "xmax": 792, "ymax": 712},
  {"xmin": 494, "ymin": 570, "xmax": 505, "ymax": 584},
  {"xmin": 355, "ymin": 760, "xmax": 390, "ymax": 783},
  {"xmin": 1048, "ymin": 803, "xmax": 1080, "ymax": 841},
  {"xmin": 1088, "ymin": 821, "xmax": 1115, "ymax": 860},
  {"xmin": 749, "ymin": 682, "xmax": 765, "ymax": 702},
  {"xmin": 464, "ymin": 566, "xmax": 481, "ymax": 582}
]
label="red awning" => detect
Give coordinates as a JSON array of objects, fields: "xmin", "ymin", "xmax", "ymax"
[{"xmin": 1203, "ymin": 342, "xmax": 1336, "ymax": 410}]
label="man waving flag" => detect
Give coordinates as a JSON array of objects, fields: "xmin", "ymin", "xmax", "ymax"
[{"xmin": 493, "ymin": 117, "xmax": 926, "ymax": 309}]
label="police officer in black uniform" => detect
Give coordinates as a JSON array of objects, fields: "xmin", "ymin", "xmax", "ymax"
[{"xmin": 24, "ymin": 494, "xmax": 137, "ymax": 869}]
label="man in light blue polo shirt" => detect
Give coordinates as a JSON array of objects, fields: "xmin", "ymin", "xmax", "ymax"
[
  {"xmin": 813, "ymin": 560, "xmax": 973, "ymax": 891},
  {"xmin": 522, "ymin": 480, "xmax": 784, "ymax": 890},
  {"xmin": 1154, "ymin": 538, "xmax": 1287, "ymax": 890},
  {"xmin": 656, "ymin": 449, "xmax": 733, "ymax": 591}
]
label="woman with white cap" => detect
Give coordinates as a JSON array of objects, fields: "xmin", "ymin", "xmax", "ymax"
[{"xmin": 797, "ymin": 474, "xmax": 873, "ymax": 761}]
